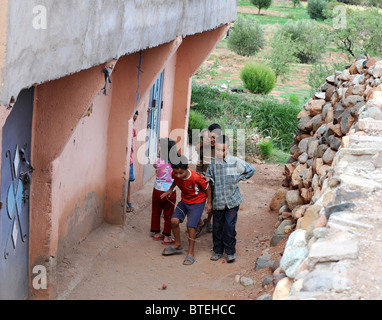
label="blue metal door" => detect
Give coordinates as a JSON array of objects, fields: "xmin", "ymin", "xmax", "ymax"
[
  {"xmin": 143, "ymin": 72, "xmax": 164, "ymax": 184},
  {"xmin": 0, "ymin": 88, "xmax": 34, "ymax": 300}
]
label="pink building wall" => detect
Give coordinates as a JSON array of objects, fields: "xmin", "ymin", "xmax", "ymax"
[
  {"xmin": 51, "ymin": 92, "xmax": 112, "ymax": 262},
  {"xmin": 23, "ymin": 25, "xmax": 229, "ymax": 299}
]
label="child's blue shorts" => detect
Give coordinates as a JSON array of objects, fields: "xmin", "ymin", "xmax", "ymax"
[{"xmin": 172, "ymin": 201, "xmax": 206, "ymax": 228}]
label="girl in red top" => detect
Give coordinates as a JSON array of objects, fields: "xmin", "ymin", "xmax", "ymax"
[{"xmin": 160, "ymin": 155, "xmax": 211, "ymax": 265}]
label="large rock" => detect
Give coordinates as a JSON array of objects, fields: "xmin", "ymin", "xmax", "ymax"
[
  {"xmin": 340, "ymin": 109, "xmax": 355, "ymax": 135},
  {"xmin": 280, "ymin": 247, "xmax": 309, "ymax": 279},
  {"xmin": 297, "ymin": 115, "xmax": 312, "ymax": 132},
  {"xmin": 297, "ymin": 204, "xmax": 322, "ymax": 230},
  {"xmin": 307, "ymin": 139, "xmax": 319, "ymax": 159},
  {"xmin": 323, "ymin": 147, "xmax": 336, "ymax": 165},
  {"xmin": 255, "ymin": 253, "xmax": 272, "ymax": 270},
  {"xmin": 291, "ymin": 163, "xmax": 307, "ymax": 188},
  {"xmin": 308, "ymin": 99, "xmax": 326, "ymax": 116},
  {"xmin": 302, "ymin": 270, "xmax": 352, "ymax": 292},
  {"xmin": 286, "ymin": 190, "xmax": 304, "ymax": 211},
  {"xmin": 270, "ymin": 188, "xmax": 288, "ymax": 211},
  {"xmin": 275, "ymin": 219, "xmax": 294, "ymax": 236},
  {"xmin": 273, "ymin": 277, "xmax": 294, "ymax": 300},
  {"xmin": 343, "ymin": 95, "xmax": 364, "ymax": 108}
]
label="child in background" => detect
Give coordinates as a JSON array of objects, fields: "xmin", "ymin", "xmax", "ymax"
[
  {"xmin": 195, "ymin": 123, "xmax": 222, "ymax": 234},
  {"xmin": 127, "ymin": 111, "xmax": 139, "ymax": 212},
  {"xmin": 160, "ymin": 155, "xmax": 211, "ymax": 265},
  {"xmin": 195, "ymin": 129, "xmax": 210, "ymax": 174},
  {"xmin": 151, "ymin": 138, "xmax": 178, "ymax": 244}
]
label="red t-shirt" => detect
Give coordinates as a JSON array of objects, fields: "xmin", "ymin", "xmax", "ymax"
[{"xmin": 172, "ymin": 169, "xmax": 208, "ymax": 205}]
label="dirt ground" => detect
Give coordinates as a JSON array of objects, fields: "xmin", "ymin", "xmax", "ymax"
[{"xmin": 56, "ymin": 162, "xmax": 287, "ymax": 300}]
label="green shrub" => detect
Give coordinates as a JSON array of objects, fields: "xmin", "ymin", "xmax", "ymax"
[
  {"xmin": 278, "ymin": 19, "xmax": 329, "ymax": 64},
  {"xmin": 240, "ymin": 63, "xmax": 276, "ymax": 95},
  {"xmin": 188, "ymin": 110, "xmax": 207, "ymax": 143},
  {"xmin": 250, "ymin": 98, "xmax": 302, "ymax": 151},
  {"xmin": 227, "ymin": 15, "xmax": 266, "ymax": 57},
  {"xmin": 289, "ymin": 94, "xmax": 300, "ymax": 106},
  {"xmin": 258, "ymin": 139, "xmax": 274, "ymax": 157},
  {"xmin": 307, "ymin": 0, "xmax": 327, "ymax": 20}
]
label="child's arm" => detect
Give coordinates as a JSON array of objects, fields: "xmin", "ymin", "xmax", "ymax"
[
  {"xmin": 160, "ymin": 181, "xmax": 177, "ymax": 199},
  {"xmin": 205, "ymin": 164, "xmax": 214, "ymax": 185},
  {"xmin": 205, "ymin": 184, "xmax": 212, "ymax": 214},
  {"xmin": 238, "ymin": 159, "xmax": 256, "ymax": 181}
]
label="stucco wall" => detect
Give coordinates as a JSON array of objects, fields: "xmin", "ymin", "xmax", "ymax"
[
  {"xmin": 0, "ymin": 0, "xmax": 237, "ymax": 105},
  {"xmin": 51, "ymin": 92, "xmax": 111, "ymax": 262}
]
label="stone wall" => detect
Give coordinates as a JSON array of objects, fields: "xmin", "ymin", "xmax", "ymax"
[{"xmin": 269, "ymin": 56, "xmax": 382, "ymax": 299}]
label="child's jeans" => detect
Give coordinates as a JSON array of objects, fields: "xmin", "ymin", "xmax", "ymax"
[
  {"xmin": 151, "ymin": 188, "xmax": 176, "ymax": 236},
  {"xmin": 212, "ymin": 206, "xmax": 239, "ymax": 255}
]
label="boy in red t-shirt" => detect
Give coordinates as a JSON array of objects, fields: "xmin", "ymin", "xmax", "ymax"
[{"xmin": 160, "ymin": 155, "xmax": 211, "ymax": 265}]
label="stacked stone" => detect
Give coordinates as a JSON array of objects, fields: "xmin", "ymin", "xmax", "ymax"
[
  {"xmin": 265, "ymin": 56, "xmax": 382, "ymax": 300},
  {"xmin": 269, "ymin": 56, "xmax": 382, "ymax": 245}
]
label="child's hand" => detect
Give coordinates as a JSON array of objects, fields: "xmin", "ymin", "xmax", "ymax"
[
  {"xmin": 201, "ymin": 174, "xmax": 210, "ymax": 183},
  {"xmin": 160, "ymin": 189, "xmax": 173, "ymax": 199}
]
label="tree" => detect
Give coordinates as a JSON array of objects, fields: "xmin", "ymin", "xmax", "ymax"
[
  {"xmin": 307, "ymin": 0, "xmax": 327, "ymax": 20},
  {"xmin": 250, "ymin": 0, "xmax": 272, "ymax": 14},
  {"xmin": 278, "ymin": 19, "xmax": 329, "ymax": 64},
  {"xmin": 332, "ymin": 8, "xmax": 382, "ymax": 58},
  {"xmin": 265, "ymin": 33, "xmax": 298, "ymax": 83},
  {"xmin": 290, "ymin": 0, "xmax": 301, "ymax": 7},
  {"xmin": 227, "ymin": 15, "xmax": 265, "ymax": 57}
]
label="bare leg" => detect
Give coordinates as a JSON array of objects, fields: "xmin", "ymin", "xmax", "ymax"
[
  {"xmin": 187, "ymin": 227, "xmax": 196, "ymax": 258},
  {"xmin": 171, "ymin": 218, "xmax": 183, "ymax": 249}
]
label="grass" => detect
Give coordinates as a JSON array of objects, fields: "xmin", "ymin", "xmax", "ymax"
[{"xmin": 191, "ymin": 84, "xmax": 302, "ymax": 154}]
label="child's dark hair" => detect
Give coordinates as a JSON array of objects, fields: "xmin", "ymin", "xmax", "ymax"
[
  {"xmin": 200, "ymin": 129, "xmax": 208, "ymax": 140},
  {"xmin": 159, "ymin": 138, "xmax": 178, "ymax": 163},
  {"xmin": 208, "ymin": 123, "xmax": 222, "ymax": 135},
  {"xmin": 171, "ymin": 154, "xmax": 189, "ymax": 170},
  {"xmin": 216, "ymin": 134, "xmax": 230, "ymax": 147}
]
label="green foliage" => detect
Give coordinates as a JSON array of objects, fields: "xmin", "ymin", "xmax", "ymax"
[
  {"xmin": 278, "ymin": 19, "xmax": 329, "ymax": 64},
  {"xmin": 265, "ymin": 32, "xmax": 298, "ymax": 83},
  {"xmin": 289, "ymin": 94, "xmax": 300, "ymax": 106},
  {"xmin": 308, "ymin": 61, "xmax": 347, "ymax": 94},
  {"xmin": 249, "ymin": 98, "xmax": 301, "ymax": 151},
  {"xmin": 290, "ymin": 0, "xmax": 301, "ymax": 7},
  {"xmin": 227, "ymin": 15, "xmax": 266, "ymax": 57},
  {"xmin": 188, "ymin": 110, "xmax": 207, "ymax": 143},
  {"xmin": 240, "ymin": 63, "xmax": 276, "ymax": 95},
  {"xmin": 307, "ymin": 0, "xmax": 327, "ymax": 20},
  {"xmin": 258, "ymin": 139, "xmax": 274, "ymax": 157},
  {"xmin": 332, "ymin": 8, "xmax": 382, "ymax": 58},
  {"xmin": 250, "ymin": 0, "xmax": 273, "ymax": 14},
  {"xmin": 194, "ymin": 57, "xmax": 220, "ymax": 79},
  {"xmin": 365, "ymin": 0, "xmax": 382, "ymax": 8},
  {"xmin": 191, "ymin": 84, "xmax": 302, "ymax": 152},
  {"xmin": 336, "ymin": 0, "xmax": 361, "ymax": 4}
]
